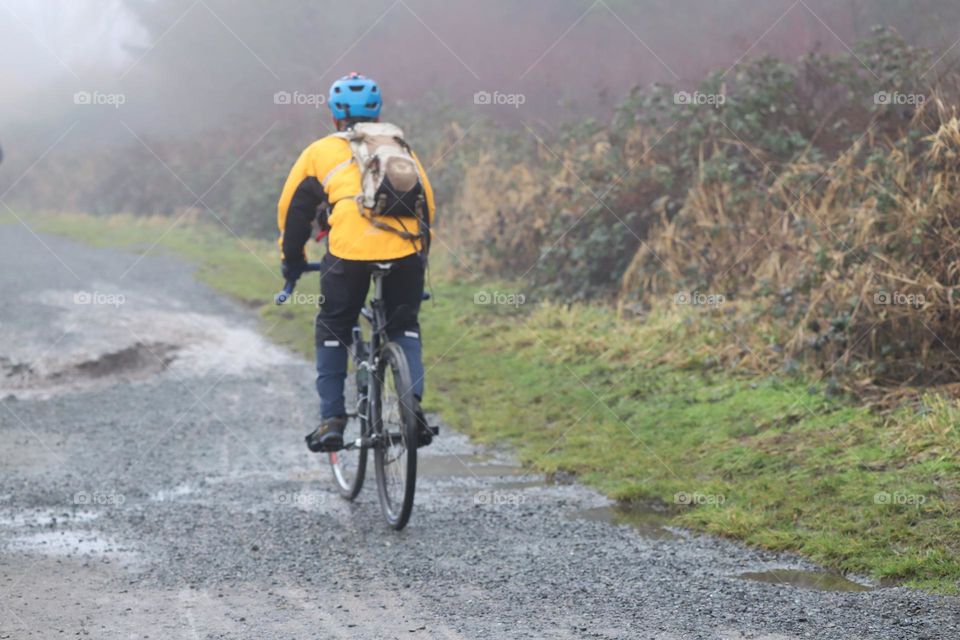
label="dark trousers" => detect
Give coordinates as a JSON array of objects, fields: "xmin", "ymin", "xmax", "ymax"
[{"xmin": 314, "ymin": 252, "xmax": 425, "ymax": 419}]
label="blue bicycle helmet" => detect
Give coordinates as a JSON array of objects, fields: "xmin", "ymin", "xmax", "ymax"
[{"xmin": 328, "ymin": 72, "xmax": 382, "ymax": 120}]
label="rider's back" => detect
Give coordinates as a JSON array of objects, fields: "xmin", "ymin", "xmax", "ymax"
[{"xmin": 277, "ymin": 133, "xmax": 435, "ymax": 262}]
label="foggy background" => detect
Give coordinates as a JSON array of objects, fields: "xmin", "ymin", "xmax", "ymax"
[{"xmin": 3, "ymin": 0, "xmax": 960, "ymax": 235}]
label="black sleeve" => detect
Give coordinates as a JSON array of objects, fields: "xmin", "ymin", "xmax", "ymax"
[{"xmin": 282, "ymin": 177, "xmax": 325, "ymax": 264}]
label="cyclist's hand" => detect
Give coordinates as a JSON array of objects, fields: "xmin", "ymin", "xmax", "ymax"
[{"xmin": 281, "ymin": 259, "xmax": 306, "ymax": 282}]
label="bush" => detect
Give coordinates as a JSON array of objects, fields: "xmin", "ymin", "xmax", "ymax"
[{"xmin": 444, "ymin": 28, "xmax": 960, "ymax": 392}]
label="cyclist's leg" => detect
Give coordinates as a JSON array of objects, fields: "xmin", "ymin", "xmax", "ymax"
[
  {"xmin": 315, "ymin": 253, "xmax": 369, "ymax": 419},
  {"xmin": 381, "ymin": 253, "xmax": 425, "ymax": 400}
]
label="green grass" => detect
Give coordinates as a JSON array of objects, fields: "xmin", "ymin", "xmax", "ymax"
[{"xmin": 32, "ymin": 211, "xmax": 960, "ymax": 593}]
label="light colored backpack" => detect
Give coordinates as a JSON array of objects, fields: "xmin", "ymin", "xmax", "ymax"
[{"xmin": 331, "ymin": 122, "xmax": 426, "ymax": 219}]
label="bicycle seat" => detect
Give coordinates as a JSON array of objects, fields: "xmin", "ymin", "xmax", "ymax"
[{"xmin": 370, "ymin": 262, "xmax": 395, "ymax": 276}]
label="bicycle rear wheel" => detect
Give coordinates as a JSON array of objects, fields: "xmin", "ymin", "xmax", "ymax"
[
  {"xmin": 372, "ymin": 341, "xmax": 418, "ymax": 530},
  {"xmin": 328, "ymin": 339, "xmax": 368, "ymax": 500}
]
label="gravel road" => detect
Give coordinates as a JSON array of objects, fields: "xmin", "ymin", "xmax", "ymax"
[{"xmin": 0, "ymin": 225, "xmax": 957, "ymax": 639}]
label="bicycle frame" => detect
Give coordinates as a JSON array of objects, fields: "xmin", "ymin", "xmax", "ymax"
[{"xmin": 345, "ymin": 266, "xmax": 393, "ymax": 451}]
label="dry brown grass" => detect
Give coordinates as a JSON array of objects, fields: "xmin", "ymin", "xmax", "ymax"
[{"xmin": 621, "ymin": 97, "xmax": 960, "ymax": 394}]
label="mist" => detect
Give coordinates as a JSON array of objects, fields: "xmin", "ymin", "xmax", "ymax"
[
  {"xmin": 3, "ymin": 0, "xmax": 960, "ymax": 230},
  {"xmin": 5, "ymin": 0, "xmax": 960, "ymax": 136},
  {"xmin": 0, "ymin": 0, "xmax": 138, "ymax": 118}
]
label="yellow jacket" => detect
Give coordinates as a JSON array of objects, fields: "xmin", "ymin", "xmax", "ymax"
[{"xmin": 277, "ymin": 133, "xmax": 435, "ymax": 262}]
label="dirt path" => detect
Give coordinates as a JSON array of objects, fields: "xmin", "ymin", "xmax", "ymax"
[{"xmin": 0, "ymin": 226, "xmax": 956, "ymax": 639}]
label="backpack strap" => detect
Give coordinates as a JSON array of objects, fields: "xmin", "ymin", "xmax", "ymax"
[{"xmin": 321, "ymin": 157, "xmax": 353, "ymax": 189}]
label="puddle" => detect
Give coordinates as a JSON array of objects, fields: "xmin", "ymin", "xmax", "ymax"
[
  {"xmin": 2, "ymin": 294, "xmax": 295, "ymax": 398},
  {"xmin": 150, "ymin": 484, "xmax": 194, "ymax": 502},
  {"xmin": 0, "ymin": 509, "xmax": 100, "ymax": 528},
  {"xmin": 419, "ymin": 455, "xmax": 527, "ymax": 478},
  {"xmin": 72, "ymin": 343, "xmax": 178, "ymax": 379},
  {"xmin": 7, "ymin": 529, "xmax": 135, "ymax": 558},
  {"xmin": 165, "ymin": 312, "xmax": 294, "ymax": 377},
  {"xmin": 0, "ymin": 509, "xmax": 136, "ymax": 561},
  {"xmin": 568, "ymin": 505, "xmax": 678, "ymax": 540},
  {"xmin": 738, "ymin": 569, "xmax": 873, "ymax": 592},
  {"xmin": 1, "ymin": 342, "xmax": 178, "ymax": 398},
  {"xmin": 492, "ymin": 480, "xmax": 551, "ymax": 490}
]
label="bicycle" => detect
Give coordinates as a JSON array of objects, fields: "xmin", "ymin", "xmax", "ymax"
[{"xmin": 276, "ymin": 262, "xmax": 435, "ymax": 530}]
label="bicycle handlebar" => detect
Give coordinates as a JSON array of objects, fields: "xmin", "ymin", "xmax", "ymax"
[{"xmin": 275, "ymin": 263, "xmax": 323, "ymax": 305}]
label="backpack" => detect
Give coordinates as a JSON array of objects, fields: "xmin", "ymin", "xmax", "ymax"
[
  {"xmin": 330, "ymin": 123, "xmax": 429, "ymax": 254},
  {"xmin": 335, "ymin": 122, "xmax": 424, "ymax": 215}
]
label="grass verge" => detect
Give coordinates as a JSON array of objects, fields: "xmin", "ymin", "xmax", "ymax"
[{"xmin": 31, "ymin": 211, "xmax": 960, "ymax": 593}]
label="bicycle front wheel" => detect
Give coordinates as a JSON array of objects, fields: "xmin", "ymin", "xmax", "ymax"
[{"xmin": 372, "ymin": 341, "xmax": 418, "ymax": 530}]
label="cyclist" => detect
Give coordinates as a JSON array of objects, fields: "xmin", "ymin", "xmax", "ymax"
[{"xmin": 277, "ymin": 72, "xmax": 435, "ymax": 453}]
